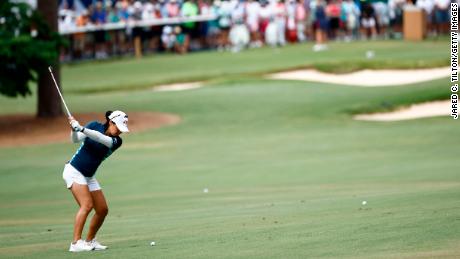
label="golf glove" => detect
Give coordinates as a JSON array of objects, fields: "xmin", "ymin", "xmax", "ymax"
[{"xmin": 70, "ymin": 120, "xmax": 84, "ymax": 132}]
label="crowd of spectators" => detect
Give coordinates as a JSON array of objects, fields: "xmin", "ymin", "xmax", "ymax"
[{"xmin": 58, "ymin": 0, "xmax": 452, "ymax": 59}]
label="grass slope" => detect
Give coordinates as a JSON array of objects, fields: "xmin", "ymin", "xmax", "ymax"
[
  {"xmin": 61, "ymin": 40, "xmax": 449, "ymax": 93},
  {"xmin": 0, "ymin": 40, "xmax": 457, "ymax": 258}
]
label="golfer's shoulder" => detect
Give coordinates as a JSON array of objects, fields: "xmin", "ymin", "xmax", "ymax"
[{"xmin": 85, "ymin": 120, "xmax": 103, "ymax": 130}]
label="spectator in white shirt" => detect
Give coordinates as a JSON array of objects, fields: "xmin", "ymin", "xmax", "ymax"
[
  {"xmin": 246, "ymin": 0, "xmax": 262, "ymax": 47},
  {"xmin": 416, "ymin": 0, "xmax": 435, "ymax": 36}
]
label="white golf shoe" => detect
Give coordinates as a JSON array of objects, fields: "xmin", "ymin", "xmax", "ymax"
[
  {"xmin": 88, "ymin": 238, "xmax": 108, "ymax": 250},
  {"xmin": 69, "ymin": 239, "xmax": 94, "ymax": 252}
]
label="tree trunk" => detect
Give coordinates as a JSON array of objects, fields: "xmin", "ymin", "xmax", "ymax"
[{"xmin": 36, "ymin": 0, "xmax": 63, "ymax": 118}]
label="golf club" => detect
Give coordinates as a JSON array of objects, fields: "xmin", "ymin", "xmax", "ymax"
[{"xmin": 48, "ymin": 66, "xmax": 72, "ymax": 118}]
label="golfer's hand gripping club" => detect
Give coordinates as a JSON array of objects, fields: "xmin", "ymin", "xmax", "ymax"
[{"xmin": 70, "ymin": 119, "xmax": 84, "ymax": 132}]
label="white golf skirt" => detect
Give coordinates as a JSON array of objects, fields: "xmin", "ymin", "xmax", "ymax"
[{"xmin": 62, "ymin": 163, "xmax": 101, "ymax": 192}]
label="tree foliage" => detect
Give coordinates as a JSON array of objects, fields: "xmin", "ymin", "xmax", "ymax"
[{"xmin": 0, "ymin": 1, "xmax": 65, "ymax": 97}]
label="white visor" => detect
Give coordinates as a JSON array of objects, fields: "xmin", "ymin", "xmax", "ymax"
[{"xmin": 109, "ymin": 110, "xmax": 129, "ymax": 133}]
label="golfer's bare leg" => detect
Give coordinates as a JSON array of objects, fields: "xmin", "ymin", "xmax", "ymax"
[
  {"xmin": 86, "ymin": 190, "xmax": 108, "ymax": 241},
  {"xmin": 70, "ymin": 183, "xmax": 93, "ymax": 242}
]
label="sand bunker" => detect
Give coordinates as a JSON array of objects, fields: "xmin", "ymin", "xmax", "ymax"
[
  {"xmin": 354, "ymin": 100, "xmax": 450, "ymax": 121},
  {"xmin": 268, "ymin": 67, "xmax": 450, "ymax": 86},
  {"xmin": 0, "ymin": 112, "xmax": 180, "ymax": 148},
  {"xmin": 153, "ymin": 82, "xmax": 203, "ymax": 92}
]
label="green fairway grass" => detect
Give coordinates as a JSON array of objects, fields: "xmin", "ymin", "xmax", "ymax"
[{"xmin": 0, "ymin": 40, "xmax": 458, "ymax": 258}]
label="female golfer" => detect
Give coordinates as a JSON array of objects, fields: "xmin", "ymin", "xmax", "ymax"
[{"xmin": 63, "ymin": 110, "xmax": 129, "ymax": 252}]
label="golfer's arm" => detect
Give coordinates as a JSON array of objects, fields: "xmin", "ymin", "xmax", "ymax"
[
  {"xmin": 70, "ymin": 131, "xmax": 86, "ymax": 143},
  {"xmin": 81, "ymin": 128, "xmax": 113, "ymax": 148}
]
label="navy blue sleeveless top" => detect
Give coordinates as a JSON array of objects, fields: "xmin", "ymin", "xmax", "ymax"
[{"xmin": 70, "ymin": 121, "xmax": 122, "ymax": 177}]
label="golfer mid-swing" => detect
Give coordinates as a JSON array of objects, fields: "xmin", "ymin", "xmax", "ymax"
[{"xmin": 63, "ymin": 110, "xmax": 129, "ymax": 252}]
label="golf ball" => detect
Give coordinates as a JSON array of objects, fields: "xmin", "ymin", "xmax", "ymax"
[
  {"xmin": 203, "ymin": 188, "xmax": 209, "ymax": 193},
  {"xmin": 362, "ymin": 201, "xmax": 367, "ymax": 205},
  {"xmin": 150, "ymin": 241, "xmax": 156, "ymax": 246},
  {"xmin": 366, "ymin": 51, "xmax": 375, "ymax": 59}
]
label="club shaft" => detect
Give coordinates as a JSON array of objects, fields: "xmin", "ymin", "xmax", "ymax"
[{"xmin": 48, "ymin": 66, "xmax": 72, "ymax": 118}]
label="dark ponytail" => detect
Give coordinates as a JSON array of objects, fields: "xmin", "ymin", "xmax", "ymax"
[{"xmin": 104, "ymin": 110, "xmax": 113, "ymax": 129}]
